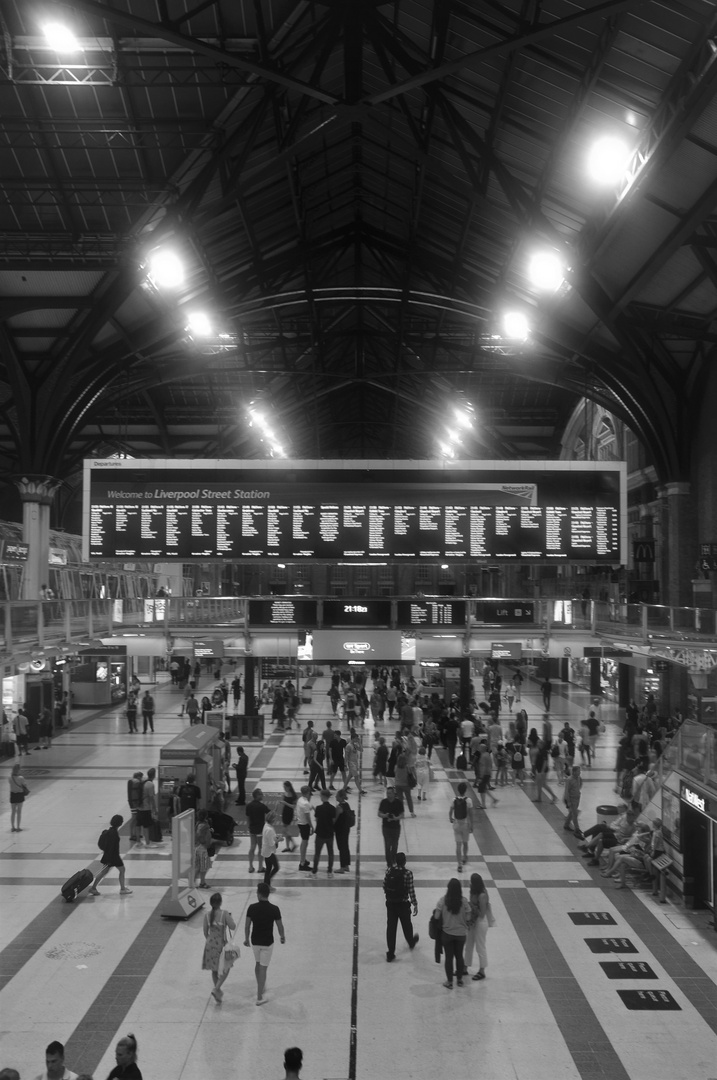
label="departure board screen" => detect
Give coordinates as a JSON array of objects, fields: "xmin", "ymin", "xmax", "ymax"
[
  {"xmin": 83, "ymin": 459, "xmax": 626, "ymax": 563},
  {"xmin": 396, "ymin": 600, "xmax": 467, "ymax": 627},
  {"xmin": 249, "ymin": 599, "xmax": 318, "ymax": 626}
]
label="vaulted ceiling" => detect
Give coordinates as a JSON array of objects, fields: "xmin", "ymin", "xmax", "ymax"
[{"xmin": 1, "ymin": 0, "xmax": 717, "ymax": 507}]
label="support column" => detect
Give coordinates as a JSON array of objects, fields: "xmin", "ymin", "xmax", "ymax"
[
  {"xmin": 657, "ymin": 481, "xmax": 696, "ymax": 608},
  {"xmin": 13, "ymin": 475, "xmax": 62, "ymax": 601}
]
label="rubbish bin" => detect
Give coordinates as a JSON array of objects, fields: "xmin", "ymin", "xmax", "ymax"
[{"xmin": 596, "ymin": 804, "xmax": 619, "ymax": 826}]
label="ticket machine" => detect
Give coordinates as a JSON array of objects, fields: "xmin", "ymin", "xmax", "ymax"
[{"xmin": 157, "ymin": 724, "xmax": 224, "ymax": 830}]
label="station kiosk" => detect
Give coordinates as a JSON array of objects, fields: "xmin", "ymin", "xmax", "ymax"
[{"xmin": 157, "ymin": 725, "xmax": 225, "ymax": 831}]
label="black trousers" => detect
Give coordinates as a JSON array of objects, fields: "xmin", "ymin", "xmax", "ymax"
[
  {"xmin": 263, "ymin": 853, "xmax": 279, "ymax": 887},
  {"xmin": 142, "ymin": 710, "xmax": 154, "ymax": 732},
  {"xmin": 386, "ymin": 901, "xmax": 414, "ymax": 956},
  {"xmin": 313, "ymin": 835, "xmax": 334, "ymax": 871},
  {"xmin": 383, "ymin": 826, "xmax": 400, "ymax": 866},
  {"xmin": 235, "ymin": 773, "xmax": 246, "ymax": 805},
  {"xmin": 336, "ymin": 830, "xmax": 350, "ymax": 869},
  {"xmin": 309, "ymin": 761, "xmax": 327, "ymax": 791}
]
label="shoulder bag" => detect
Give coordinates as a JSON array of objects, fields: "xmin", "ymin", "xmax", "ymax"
[
  {"xmin": 221, "ymin": 915, "xmax": 240, "ymax": 971},
  {"xmin": 428, "ymin": 910, "xmax": 442, "ymax": 940}
]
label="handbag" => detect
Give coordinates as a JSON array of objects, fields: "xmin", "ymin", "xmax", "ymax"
[
  {"xmin": 21, "ymin": 784, "xmax": 30, "ymax": 796},
  {"xmin": 221, "ymin": 918, "xmax": 240, "ymax": 970}
]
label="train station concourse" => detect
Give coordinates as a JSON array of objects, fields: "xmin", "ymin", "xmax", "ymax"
[{"xmin": 3, "ymin": 1, "xmax": 717, "ymax": 1078}]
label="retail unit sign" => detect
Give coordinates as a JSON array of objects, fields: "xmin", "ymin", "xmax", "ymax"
[
  {"xmin": 491, "ymin": 641, "xmax": 522, "ymax": 660},
  {"xmin": 311, "ymin": 629, "xmax": 400, "ymax": 662},
  {"xmin": 83, "ymin": 458, "xmax": 626, "ymax": 563},
  {"xmin": 680, "ymin": 782, "xmax": 714, "ymax": 818}
]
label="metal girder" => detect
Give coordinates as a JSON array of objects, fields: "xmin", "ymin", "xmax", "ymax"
[
  {"xmin": 63, "ymin": 0, "xmax": 340, "ymax": 105},
  {"xmin": 365, "ymin": 0, "xmax": 650, "ymax": 106}
]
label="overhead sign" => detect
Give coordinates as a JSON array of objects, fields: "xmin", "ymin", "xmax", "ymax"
[
  {"xmin": 48, "ymin": 546, "xmax": 68, "ymax": 566},
  {"xmin": 322, "ymin": 599, "xmax": 391, "ymax": 626},
  {"xmin": 633, "ymin": 539, "xmax": 655, "ymax": 562},
  {"xmin": 396, "ymin": 600, "xmax": 466, "ymax": 627},
  {"xmin": 249, "ymin": 599, "xmax": 317, "ymax": 626},
  {"xmin": 193, "ymin": 639, "xmax": 225, "ymax": 658},
  {"xmin": 311, "ymin": 629, "xmax": 401, "ymax": 661},
  {"xmin": 83, "ymin": 459, "xmax": 626, "ymax": 563},
  {"xmin": 476, "ymin": 601, "xmax": 535, "ymax": 624},
  {"xmin": 680, "ymin": 782, "xmax": 715, "ymax": 819},
  {"xmin": 491, "ymin": 641, "xmax": 522, "ymax": 660}
]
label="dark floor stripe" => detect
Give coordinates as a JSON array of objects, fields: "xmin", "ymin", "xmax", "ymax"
[
  {"xmin": 503, "ymin": 889, "xmax": 631, "ymax": 1080},
  {"xmin": 63, "ymin": 889, "xmax": 180, "ymax": 1075},
  {"xmin": 0, "ymin": 891, "xmax": 82, "ymax": 991}
]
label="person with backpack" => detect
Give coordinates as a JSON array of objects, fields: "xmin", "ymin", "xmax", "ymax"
[
  {"xmin": 511, "ymin": 741, "xmax": 526, "ymax": 785},
  {"xmin": 89, "ymin": 814, "xmax": 132, "ymax": 896},
  {"xmin": 178, "ymin": 772, "xmax": 201, "ymax": 813},
  {"xmin": 334, "ymin": 789, "xmax": 355, "ymax": 873},
  {"xmin": 383, "ymin": 851, "xmax": 419, "ymax": 961},
  {"xmin": 127, "ymin": 770, "xmax": 144, "ymax": 841},
  {"xmin": 449, "ymin": 781, "xmax": 474, "ymax": 871}
]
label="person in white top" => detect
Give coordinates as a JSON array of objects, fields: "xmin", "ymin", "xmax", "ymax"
[
  {"xmin": 34, "ymin": 1040, "xmax": 78, "ymax": 1080},
  {"xmin": 295, "ymin": 786, "xmax": 313, "ymax": 870},
  {"xmin": 261, "ymin": 811, "xmax": 279, "ymax": 889}
]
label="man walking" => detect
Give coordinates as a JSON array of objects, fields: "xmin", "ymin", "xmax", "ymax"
[
  {"xmin": 244, "ymin": 882, "xmax": 285, "ymax": 1005},
  {"xmin": 334, "ymin": 789, "xmax": 354, "ymax": 873},
  {"xmin": 311, "ymin": 789, "xmax": 335, "ymax": 875},
  {"xmin": 262, "ymin": 810, "xmax": 280, "ymax": 889},
  {"xmin": 296, "ymin": 785, "xmax": 313, "ymax": 870},
  {"xmin": 141, "ymin": 690, "xmax": 155, "ymax": 733},
  {"xmin": 246, "ymin": 788, "xmax": 270, "ymax": 873},
  {"xmin": 185, "ymin": 693, "xmax": 200, "ymax": 724},
  {"xmin": 541, "ymin": 677, "xmax": 552, "ymax": 711},
  {"xmin": 234, "ymin": 745, "xmax": 249, "ymax": 805},
  {"xmin": 378, "ymin": 785, "xmax": 404, "ymax": 866},
  {"xmin": 383, "ymin": 851, "xmax": 419, "ymax": 961}
]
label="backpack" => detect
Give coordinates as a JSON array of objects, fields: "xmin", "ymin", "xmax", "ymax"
[
  {"xmin": 456, "ymin": 752, "xmax": 468, "ymax": 770},
  {"xmin": 550, "ymin": 743, "xmax": 560, "ymax": 758},
  {"xmin": 453, "ymin": 796, "xmax": 468, "ymax": 820},
  {"xmin": 98, "ymin": 828, "xmax": 110, "ymax": 852},
  {"xmin": 345, "ymin": 805, "xmax": 356, "ymax": 828},
  {"xmin": 384, "ymin": 865, "xmax": 407, "ymax": 901},
  {"xmin": 513, "ymin": 749, "xmax": 524, "ymax": 765}
]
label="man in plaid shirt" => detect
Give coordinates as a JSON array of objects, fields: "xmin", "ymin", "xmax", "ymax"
[{"xmin": 383, "ymin": 851, "xmax": 419, "ymax": 962}]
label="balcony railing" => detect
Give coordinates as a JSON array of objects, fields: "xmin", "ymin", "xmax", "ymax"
[{"xmin": 1, "ymin": 596, "xmax": 716, "ymax": 657}]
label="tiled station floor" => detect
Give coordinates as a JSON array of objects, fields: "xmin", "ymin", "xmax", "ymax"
[{"xmin": 1, "ymin": 671, "xmax": 717, "ymax": 1080}]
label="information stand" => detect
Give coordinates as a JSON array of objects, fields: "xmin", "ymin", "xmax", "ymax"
[{"xmin": 161, "ymin": 809, "xmax": 204, "ymax": 919}]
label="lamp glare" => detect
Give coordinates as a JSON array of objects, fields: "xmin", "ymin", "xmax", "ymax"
[
  {"xmin": 528, "ymin": 251, "xmax": 564, "ymax": 291},
  {"xmin": 502, "ymin": 311, "xmax": 530, "ymax": 340},
  {"xmin": 43, "ymin": 23, "xmax": 80, "ymax": 52},
  {"xmin": 587, "ymin": 136, "xmax": 631, "ymax": 184},
  {"xmin": 147, "ymin": 250, "xmax": 184, "ymax": 289}
]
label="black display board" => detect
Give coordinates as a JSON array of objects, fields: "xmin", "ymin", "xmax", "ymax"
[
  {"xmin": 585, "ymin": 938, "xmax": 638, "ymax": 954},
  {"xmin": 396, "ymin": 600, "xmax": 466, "ymax": 627},
  {"xmin": 600, "ymin": 962, "xmax": 656, "ymax": 979},
  {"xmin": 249, "ymin": 599, "xmax": 317, "ymax": 626},
  {"xmin": 618, "ymin": 990, "xmax": 680, "ymax": 1011},
  {"xmin": 83, "ymin": 460, "xmax": 625, "ymax": 563},
  {"xmin": 322, "ymin": 599, "xmax": 392, "ymax": 626},
  {"xmin": 568, "ymin": 912, "xmax": 617, "ymax": 926}
]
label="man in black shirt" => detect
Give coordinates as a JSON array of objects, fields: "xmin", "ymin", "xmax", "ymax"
[
  {"xmin": 244, "ymin": 882, "xmax": 285, "ymax": 1005},
  {"xmin": 178, "ymin": 772, "xmax": 201, "ymax": 813},
  {"xmin": 245, "ymin": 788, "xmax": 270, "ymax": 874},
  {"xmin": 383, "ymin": 851, "xmax": 419, "ymax": 961},
  {"xmin": 234, "ymin": 745, "xmax": 249, "ymax": 806},
  {"xmin": 89, "ymin": 814, "xmax": 132, "ymax": 896},
  {"xmin": 378, "ymin": 786, "xmax": 404, "ymax": 866},
  {"xmin": 312, "ymin": 790, "xmax": 336, "ymax": 875}
]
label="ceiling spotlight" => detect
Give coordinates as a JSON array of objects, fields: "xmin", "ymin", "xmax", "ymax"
[
  {"xmin": 43, "ymin": 22, "xmax": 80, "ymax": 52},
  {"xmin": 528, "ymin": 251, "xmax": 564, "ymax": 292},
  {"xmin": 438, "ymin": 441, "xmax": 456, "ymax": 459},
  {"xmin": 587, "ymin": 136, "xmax": 632, "ymax": 185},
  {"xmin": 502, "ymin": 310, "xmax": 530, "ymax": 341},
  {"xmin": 440, "ymin": 563, "xmax": 449, "ymax": 570},
  {"xmin": 186, "ymin": 311, "xmax": 212, "ymax": 337},
  {"xmin": 146, "ymin": 249, "xmax": 185, "ymax": 289},
  {"xmin": 454, "ymin": 408, "xmax": 474, "ymax": 429}
]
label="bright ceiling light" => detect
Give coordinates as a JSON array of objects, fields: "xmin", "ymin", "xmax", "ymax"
[
  {"xmin": 454, "ymin": 407, "xmax": 474, "ymax": 429},
  {"xmin": 42, "ymin": 22, "xmax": 80, "ymax": 52},
  {"xmin": 147, "ymin": 249, "xmax": 185, "ymax": 289},
  {"xmin": 528, "ymin": 251, "xmax": 564, "ymax": 292},
  {"xmin": 502, "ymin": 310, "xmax": 530, "ymax": 340},
  {"xmin": 438, "ymin": 441, "xmax": 456, "ymax": 459},
  {"xmin": 587, "ymin": 136, "xmax": 632, "ymax": 185},
  {"xmin": 186, "ymin": 311, "xmax": 212, "ymax": 337}
]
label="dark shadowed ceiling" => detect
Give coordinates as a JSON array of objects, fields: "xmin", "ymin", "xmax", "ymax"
[{"xmin": 1, "ymin": 0, "xmax": 717, "ymax": 509}]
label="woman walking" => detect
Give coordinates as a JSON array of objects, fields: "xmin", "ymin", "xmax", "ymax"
[
  {"xmin": 106, "ymin": 1033, "xmax": 142, "ymax": 1079},
  {"xmin": 202, "ymin": 891, "xmax": 237, "ymax": 1002},
  {"xmin": 9, "ymin": 762, "xmax": 28, "ymax": 831},
  {"xmin": 433, "ymin": 877, "xmax": 471, "ymax": 988},
  {"xmin": 464, "ymin": 873, "xmax": 490, "ymax": 981},
  {"xmin": 281, "ymin": 780, "xmax": 298, "ymax": 852},
  {"xmin": 394, "ymin": 751, "xmax": 416, "ymax": 817}
]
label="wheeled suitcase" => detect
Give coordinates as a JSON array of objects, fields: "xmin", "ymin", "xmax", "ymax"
[{"xmin": 61, "ymin": 868, "xmax": 94, "ymax": 902}]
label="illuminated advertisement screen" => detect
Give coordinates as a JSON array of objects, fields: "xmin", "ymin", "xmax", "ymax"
[
  {"xmin": 249, "ymin": 599, "xmax": 318, "ymax": 626},
  {"xmin": 83, "ymin": 459, "xmax": 626, "ymax": 563}
]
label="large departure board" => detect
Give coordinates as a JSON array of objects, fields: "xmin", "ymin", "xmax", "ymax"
[{"xmin": 83, "ymin": 459, "xmax": 626, "ymax": 563}]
